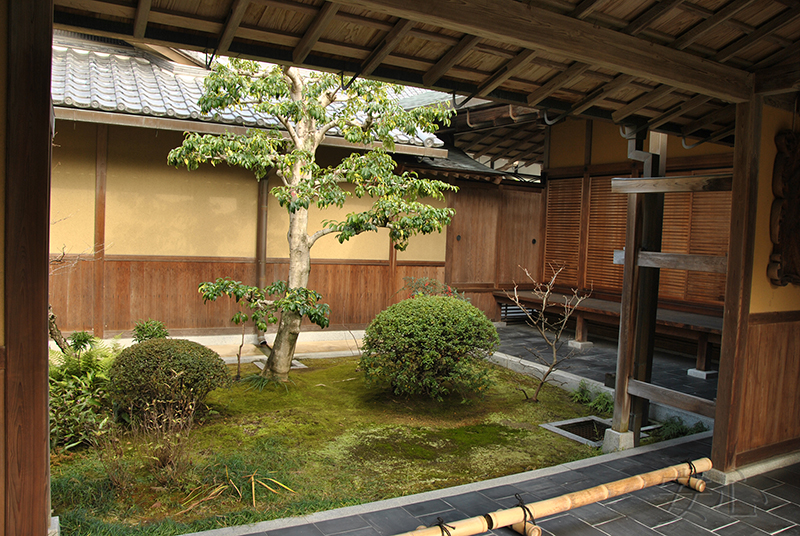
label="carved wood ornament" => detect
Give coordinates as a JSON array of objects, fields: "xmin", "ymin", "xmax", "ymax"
[{"xmin": 768, "ymin": 127, "xmax": 800, "ymax": 286}]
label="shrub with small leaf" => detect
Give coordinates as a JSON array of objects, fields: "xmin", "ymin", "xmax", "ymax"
[
  {"xmin": 361, "ymin": 296, "xmax": 499, "ymax": 401},
  {"xmin": 654, "ymin": 416, "xmax": 707, "ymax": 440},
  {"xmin": 132, "ymin": 318, "xmax": 169, "ymax": 343},
  {"xmin": 108, "ymin": 338, "xmax": 230, "ymax": 426}
]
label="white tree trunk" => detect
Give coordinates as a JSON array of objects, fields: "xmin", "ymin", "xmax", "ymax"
[{"xmin": 266, "ymin": 183, "xmax": 312, "ymax": 380}]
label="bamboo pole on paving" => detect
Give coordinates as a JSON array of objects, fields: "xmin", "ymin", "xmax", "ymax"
[{"xmin": 394, "ymin": 458, "xmax": 712, "ymax": 536}]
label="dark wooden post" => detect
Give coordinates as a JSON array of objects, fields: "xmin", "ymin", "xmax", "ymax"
[
  {"xmin": 712, "ymin": 95, "xmax": 762, "ymax": 473},
  {"xmin": 93, "ymin": 124, "xmax": 108, "ymax": 339},
  {"xmin": 611, "ymin": 129, "xmax": 666, "ymax": 443},
  {"xmin": 4, "ymin": 0, "xmax": 53, "ymax": 533}
]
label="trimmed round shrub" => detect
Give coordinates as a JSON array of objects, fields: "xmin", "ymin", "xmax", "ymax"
[
  {"xmin": 109, "ymin": 339, "xmax": 229, "ymax": 419},
  {"xmin": 361, "ymin": 296, "xmax": 499, "ymax": 400}
]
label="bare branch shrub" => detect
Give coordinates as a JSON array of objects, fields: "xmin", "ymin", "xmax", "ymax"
[{"xmin": 507, "ymin": 265, "xmax": 589, "ymax": 402}]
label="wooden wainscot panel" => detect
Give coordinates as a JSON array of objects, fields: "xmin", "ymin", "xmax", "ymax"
[
  {"xmin": 735, "ymin": 318, "xmax": 800, "ymax": 460},
  {"xmin": 49, "ymin": 255, "xmax": 94, "ymax": 332},
  {"xmin": 447, "ymin": 183, "xmax": 501, "ymax": 287},
  {"xmin": 496, "ymin": 186, "xmax": 545, "ymax": 285}
]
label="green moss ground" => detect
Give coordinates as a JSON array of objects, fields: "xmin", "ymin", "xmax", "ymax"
[{"xmin": 51, "ymin": 357, "xmax": 597, "ymax": 536}]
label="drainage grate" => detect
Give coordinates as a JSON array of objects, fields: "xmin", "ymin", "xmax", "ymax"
[
  {"xmin": 540, "ymin": 416, "xmax": 612, "ymax": 448},
  {"xmin": 556, "ymin": 419, "xmax": 610, "ymax": 443}
]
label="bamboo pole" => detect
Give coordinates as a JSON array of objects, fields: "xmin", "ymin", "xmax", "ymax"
[{"xmin": 392, "ymin": 458, "xmax": 711, "ymax": 536}]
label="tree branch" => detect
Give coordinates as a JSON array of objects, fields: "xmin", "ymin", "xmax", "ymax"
[{"xmin": 308, "ymin": 226, "xmax": 338, "ymax": 247}]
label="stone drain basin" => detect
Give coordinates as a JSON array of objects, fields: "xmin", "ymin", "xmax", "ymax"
[{"xmin": 540, "ymin": 416, "xmax": 612, "ymax": 448}]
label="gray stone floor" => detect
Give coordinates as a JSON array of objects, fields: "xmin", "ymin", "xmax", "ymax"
[{"xmin": 496, "ymin": 323, "xmax": 718, "ymax": 401}]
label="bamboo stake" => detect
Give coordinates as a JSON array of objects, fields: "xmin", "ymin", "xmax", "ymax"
[
  {"xmin": 392, "ymin": 458, "xmax": 711, "ymax": 536},
  {"xmin": 677, "ymin": 476, "xmax": 706, "ymax": 492}
]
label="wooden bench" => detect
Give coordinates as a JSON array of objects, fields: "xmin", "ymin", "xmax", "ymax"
[{"xmin": 493, "ymin": 290, "xmax": 722, "ymax": 374}]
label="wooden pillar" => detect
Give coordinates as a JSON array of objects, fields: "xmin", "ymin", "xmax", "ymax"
[
  {"xmin": 630, "ymin": 132, "xmax": 666, "ymax": 444},
  {"xmin": 712, "ymin": 95, "xmax": 762, "ymax": 473},
  {"xmin": 93, "ymin": 124, "xmax": 108, "ymax": 339},
  {"xmin": 4, "ymin": 0, "xmax": 53, "ymax": 534},
  {"xmin": 611, "ymin": 129, "xmax": 666, "ymax": 437},
  {"xmin": 256, "ymin": 177, "xmax": 269, "ymax": 289}
]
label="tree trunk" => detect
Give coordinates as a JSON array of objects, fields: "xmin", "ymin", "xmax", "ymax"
[{"xmin": 264, "ymin": 191, "xmax": 312, "ymax": 380}]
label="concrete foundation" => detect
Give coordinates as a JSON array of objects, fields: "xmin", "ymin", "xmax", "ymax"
[{"xmin": 602, "ymin": 429, "xmax": 634, "ymax": 453}]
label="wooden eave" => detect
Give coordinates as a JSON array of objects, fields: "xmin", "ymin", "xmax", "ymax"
[{"xmin": 53, "ymin": 0, "xmax": 800, "ymax": 163}]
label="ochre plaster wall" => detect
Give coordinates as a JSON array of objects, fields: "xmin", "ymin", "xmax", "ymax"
[
  {"xmin": 749, "ymin": 105, "xmax": 800, "ymax": 313},
  {"xmin": 591, "ymin": 120, "xmax": 629, "ymax": 164},
  {"xmin": 50, "ymin": 121, "xmax": 96, "ymax": 254},
  {"xmin": 557, "ymin": 118, "xmax": 733, "ymax": 168},
  {"xmin": 105, "ymin": 125, "xmax": 258, "ymax": 257},
  {"xmin": 549, "ymin": 118, "xmax": 585, "ymax": 168}
]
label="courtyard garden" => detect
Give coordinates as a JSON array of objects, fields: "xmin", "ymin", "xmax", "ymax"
[{"xmin": 49, "ymin": 301, "xmax": 604, "ymax": 536}]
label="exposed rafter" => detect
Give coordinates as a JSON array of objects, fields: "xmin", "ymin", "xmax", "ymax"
[
  {"xmin": 548, "ymin": 74, "xmax": 636, "ymax": 123},
  {"xmin": 293, "ymin": 1, "xmax": 340, "ymax": 64},
  {"xmin": 647, "ymin": 94, "xmax": 711, "ymax": 130},
  {"xmin": 623, "ymin": 0, "xmax": 685, "ymax": 35},
  {"xmin": 682, "ymin": 104, "xmax": 736, "ymax": 136},
  {"xmin": 476, "ymin": 49, "xmax": 537, "ymax": 97},
  {"xmin": 133, "ymin": 0, "xmax": 152, "ymax": 39},
  {"xmin": 423, "ymin": 34, "xmax": 482, "ymax": 86},
  {"xmin": 755, "ymin": 61, "xmax": 800, "ymax": 95},
  {"xmin": 712, "ymin": 6, "xmax": 800, "ymax": 63},
  {"xmin": 217, "ymin": 0, "xmax": 251, "ymax": 56},
  {"xmin": 360, "ymin": 18, "xmax": 414, "ymax": 76},
  {"xmin": 527, "ymin": 62, "xmax": 590, "ymax": 107},
  {"xmin": 670, "ymin": 0, "xmax": 757, "ymax": 50},
  {"xmin": 612, "ymin": 84, "xmax": 675, "ymax": 123},
  {"xmin": 334, "ymin": 0, "xmax": 752, "ymax": 102},
  {"xmin": 569, "ymin": 0, "xmax": 607, "ymax": 20}
]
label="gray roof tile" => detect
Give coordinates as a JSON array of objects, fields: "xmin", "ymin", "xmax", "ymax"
[{"xmin": 52, "ymin": 37, "xmax": 442, "ymax": 148}]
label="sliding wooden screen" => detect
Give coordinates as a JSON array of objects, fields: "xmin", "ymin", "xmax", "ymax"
[
  {"xmin": 585, "ymin": 176, "xmax": 627, "ymax": 293},
  {"xmin": 544, "ymin": 177, "xmax": 582, "ymax": 287}
]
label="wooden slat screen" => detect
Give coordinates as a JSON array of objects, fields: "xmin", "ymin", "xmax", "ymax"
[
  {"xmin": 586, "ymin": 176, "xmax": 627, "ymax": 292},
  {"xmin": 659, "ymin": 189, "xmax": 731, "ymax": 305},
  {"xmin": 659, "ymin": 192, "xmax": 691, "ymax": 301},
  {"xmin": 544, "ymin": 178, "xmax": 582, "ymax": 287}
]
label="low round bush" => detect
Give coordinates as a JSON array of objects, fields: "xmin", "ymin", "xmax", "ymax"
[
  {"xmin": 360, "ymin": 296, "xmax": 499, "ymax": 400},
  {"xmin": 109, "ymin": 339, "xmax": 229, "ymax": 418}
]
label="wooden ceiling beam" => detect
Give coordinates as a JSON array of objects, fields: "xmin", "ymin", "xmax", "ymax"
[
  {"xmin": 682, "ymin": 104, "xmax": 735, "ymax": 136},
  {"xmin": 755, "ymin": 61, "xmax": 800, "ymax": 95},
  {"xmin": 217, "ymin": 0, "xmax": 251, "ymax": 55},
  {"xmin": 423, "ymin": 34, "xmax": 482, "ymax": 86},
  {"xmin": 612, "ymin": 84, "xmax": 675, "ymax": 123},
  {"xmin": 712, "ymin": 6, "xmax": 800, "ymax": 63},
  {"xmin": 527, "ymin": 61, "xmax": 590, "ymax": 106},
  {"xmin": 133, "ymin": 0, "xmax": 152, "ymax": 39},
  {"xmin": 293, "ymin": 1, "xmax": 339, "ymax": 64},
  {"xmin": 476, "ymin": 49, "xmax": 537, "ymax": 97},
  {"xmin": 360, "ymin": 18, "xmax": 414, "ymax": 76},
  {"xmin": 624, "ymin": 0, "xmax": 685, "ymax": 35},
  {"xmin": 670, "ymin": 0, "xmax": 757, "ymax": 50},
  {"xmin": 334, "ymin": 0, "xmax": 752, "ymax": 102}
]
